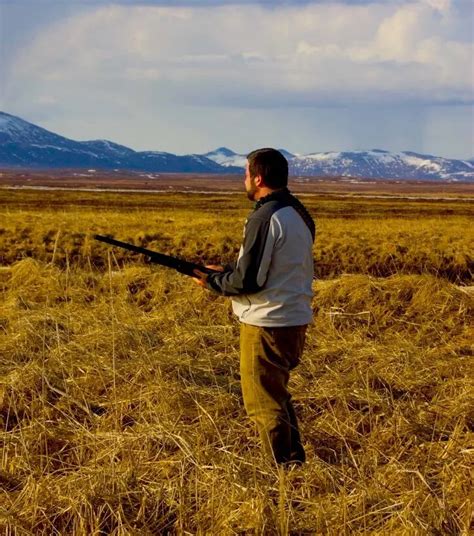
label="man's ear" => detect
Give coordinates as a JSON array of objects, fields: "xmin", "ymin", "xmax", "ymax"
[{"xmin": 254, "ymin": 175, "xmax": 264, "ymax": 188}]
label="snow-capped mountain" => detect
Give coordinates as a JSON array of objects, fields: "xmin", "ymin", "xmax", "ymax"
[
  {"xmin": 79, "ymin": 139, "xmax": 135, "ymax": 158},
  {"xmin": 288, "ymin": 149, "xmax": 474, "ymax": 181},
  {"xmin": 0, "ymin": 111, "xmax": 75, "ymax": 147},
  {"xmin": 0, "ymin": 112, "xmax": 235, "ymax": 173},
  {"xmin": 203, "ymin": 147, "xmax": 473, "ymax": 181},
  {"xmin": 277, "ymin": 148, "xmax": 296, "ymax": 160},
  {"xmin": 203, "ymin": 147, "xmax": 248, "ymax": 168},
  {"xmin": 203, "ymin": 147, "xmax": 295, "ymax": 169},
  {"xmin": 1, "ymin": 112, "xmax": 472, "ymax": 181}
]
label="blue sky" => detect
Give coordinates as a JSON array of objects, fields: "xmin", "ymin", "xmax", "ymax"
[{"xmin": 1, "ymin": 0, "xmax": 473, "ymax": 158}]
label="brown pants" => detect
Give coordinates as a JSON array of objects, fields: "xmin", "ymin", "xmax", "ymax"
[{"xmin": 240, "ymin": 322, "xmax": 307, "ymax": 465}]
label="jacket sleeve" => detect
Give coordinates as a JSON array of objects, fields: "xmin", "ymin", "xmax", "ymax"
[{"xmin": 205, "ymin": 215, "xmax": 276, "ymax": 296}]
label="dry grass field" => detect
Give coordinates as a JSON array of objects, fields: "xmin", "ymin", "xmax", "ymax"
[{"xmin": 0, "ymin": 187, "xmax": 473, "ymax": 535}]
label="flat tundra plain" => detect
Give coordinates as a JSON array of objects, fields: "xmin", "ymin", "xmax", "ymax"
[{"xmin": 0, "ymin": 180, "xmax": 473, "ymax": 535}]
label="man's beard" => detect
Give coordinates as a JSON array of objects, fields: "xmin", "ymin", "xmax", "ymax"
[{"xmin": 246, "ymin": 178, "xmax": 257, "ymax": 201}]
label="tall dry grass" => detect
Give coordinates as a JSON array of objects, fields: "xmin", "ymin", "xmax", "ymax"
[
  {"xmin": 1, "ymin": 190, "xmax": 473, "ymax": 534},
  {"xmin": 0, "ymin": 190, "xmax": 472, "ymax": 283}
]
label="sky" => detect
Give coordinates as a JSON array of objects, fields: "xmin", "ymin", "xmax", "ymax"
[{"xmin": 0, "ymin": 0, "xmax": 473, "ymax": 158}]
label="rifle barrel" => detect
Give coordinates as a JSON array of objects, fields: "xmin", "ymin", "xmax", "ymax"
[{"xmin": 93, "ymin": 234, "xmax": 216, "ymax": 277}]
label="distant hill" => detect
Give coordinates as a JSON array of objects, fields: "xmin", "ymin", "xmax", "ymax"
[
  {"xmin": 203, "ymin": 146, "xmax": 474, "ymax": 182},
  {"xmin": 0, "ymin": 112, "xmax": 239, "ymax": 174},
  {"xmin": 1, "ymin": 112, "xmax": 473, "ymax": 181},
  {"xmin": 288, "ymin": 149, "xmax": 474, "ymax": 182}
]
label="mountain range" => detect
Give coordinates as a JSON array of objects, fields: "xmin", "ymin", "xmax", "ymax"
[{"xmin": 1, "ymin": 111, "xmax": 473, "ymax": 181}]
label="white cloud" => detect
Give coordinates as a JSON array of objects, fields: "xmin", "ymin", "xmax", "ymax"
[
  {"xmin": 421, "ymin": 0, "xmax": 451, "ymax": 12},
  {"xmin": 2, "ymin": 1, "xmax": 472, "ymax": 157},
  {"xmin": 6, "ymin": 1, "xmax": 471, "ymax": 110}
]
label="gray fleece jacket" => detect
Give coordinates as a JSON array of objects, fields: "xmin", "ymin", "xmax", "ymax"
[{"xmin": 206, "ymin": 189, "xmax": 315, "ymax": 327}]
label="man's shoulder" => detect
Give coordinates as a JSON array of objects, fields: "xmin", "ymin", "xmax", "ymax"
[{"xmin": 250, "ymin": 199, "xmax": 291, "ymax": 221}]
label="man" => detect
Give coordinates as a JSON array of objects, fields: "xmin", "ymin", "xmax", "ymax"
[{"xmin": 193, "ymin": 148, "xmax": 315, "ymax": 466}]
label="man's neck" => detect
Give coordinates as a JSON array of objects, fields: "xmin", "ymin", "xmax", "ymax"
[{"xmin": 254, "ymin": 187, "xmax": 284, "ymax": 201}]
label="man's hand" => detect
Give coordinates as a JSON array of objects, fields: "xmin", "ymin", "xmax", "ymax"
[
  {"xmin": 192, "ymin": 269, "xmax": 208, "ymax": 287},
  {"xmin": 205, "ymin": 265, "xmax": 225, "ymax": 272},
  {"xmin": 192, "ymin": 265, "xmax": 224, "ymax": 287}
]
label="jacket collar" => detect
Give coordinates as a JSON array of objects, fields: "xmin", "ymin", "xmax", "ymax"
[{"xmin": 254, "ymin": 187, "xmax": 291, "ymax": 210}]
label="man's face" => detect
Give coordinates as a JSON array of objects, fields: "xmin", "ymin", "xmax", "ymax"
[{"xmin": 245, "ymin": 161, "xmax": 257, "ymax": 201}]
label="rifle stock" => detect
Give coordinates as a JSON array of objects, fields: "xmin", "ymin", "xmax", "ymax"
[{"xmin": 93, "ymin": 234, "xmax": 218, "ymax": 277}]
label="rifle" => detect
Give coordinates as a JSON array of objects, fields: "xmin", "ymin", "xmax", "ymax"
[{"xmin": 93, "ymin": 234, "xmax": 218, "ymax": 277}]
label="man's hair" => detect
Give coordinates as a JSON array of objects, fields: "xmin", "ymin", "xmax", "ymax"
[{"xmin": 247, "ymin": 148, "xmax": 288, "ymax": 189}]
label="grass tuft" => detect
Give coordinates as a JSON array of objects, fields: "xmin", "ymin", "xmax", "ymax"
[{"xmin": 1, "ymin": 191, "xmax": 473, "ymax": 534}]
